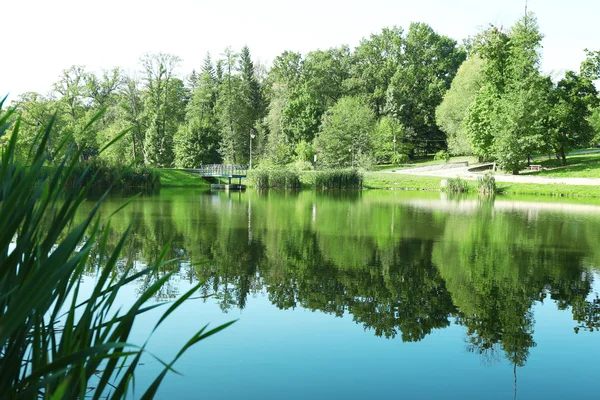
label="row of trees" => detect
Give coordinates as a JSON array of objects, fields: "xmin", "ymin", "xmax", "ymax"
[
  {"xmin": 437, "ymin": 13, "xmax": 600, "ymax": 173},
  {"xmin": 9, "ymin": 23, "xmax": 467, "ymax": 169},
  {"xmin": 8, "ymin": 13, "xmax": 600, "ymax": 172}
]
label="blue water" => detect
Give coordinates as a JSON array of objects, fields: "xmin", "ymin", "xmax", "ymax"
[{"xmin": 79, "ymin": 190, "xmax": 600, "ymax": 399}]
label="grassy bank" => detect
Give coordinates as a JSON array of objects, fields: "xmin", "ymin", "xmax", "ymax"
[
  {"xmin": 158, "ymin": 169, "xmax": 212, "ymax": 188},
  {"xmin": 363, "ymin": 172, "xmax": 600, "ymax": 198},
  {"xmin": 527, "ymin": 152, "xmax": 600, "ymax": 178},
  {"xmin": 496, "ymin": 182, "xmax": 600, "ymax": 197},
  {"xmin": 363, "ymin": 173, "xmax": 444, "ymax": 190}
]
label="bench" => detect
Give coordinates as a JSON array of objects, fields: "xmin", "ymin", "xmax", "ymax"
[{"xmin": 525, "ymin": 164, "xmax": 542, "ymax": 171}]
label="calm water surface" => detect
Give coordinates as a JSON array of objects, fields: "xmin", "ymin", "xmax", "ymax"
[{"xmin": 79, "ymin": 189, "xmax": 600, "ymax": 399}]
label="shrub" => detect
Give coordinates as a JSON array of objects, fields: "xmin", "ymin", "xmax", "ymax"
[
  {"xmin": 477, "ymin": 171, "xmax": 496, "ymax": 195},
  {"xmin": 314, "ymin": 169, "xmax": 363, "ymax": 189},
  {"xmin": 0, "ymin": 104, "xmax": 231, "ymax": 398},
  {"xmin": 392, "ymin": 153, "xmax": 410, "ymax": 165},
  {"xmin": 444, "ymin": 177, "xmax": 469, "ymax": 193},
  {"xmin": 247, "ymin": 168, "xmax": 301, "ymax": 189},
  {"xmin": 65, "ymin": 159, "xmax": 160, "ymax": 189},
  {"xmin": 434, "ymin": 150, "xmax": 451, "ymax": 163}
]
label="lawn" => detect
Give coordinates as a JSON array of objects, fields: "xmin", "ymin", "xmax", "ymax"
[
  {"xmin": 496, "ymin": 181, "xmax": 600, "ymax": 197},
  {"xmin": 363, "ymin": 173, "xmax": 444, "ymax": 190},
  {"xmin": 526, "ymin": 152, "xmax": 600, "ymax": 178},
  {"xmin": 158, "ymin": 169, "xmax": 212, "ymax": 188}
]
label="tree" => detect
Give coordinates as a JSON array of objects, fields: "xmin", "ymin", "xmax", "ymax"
[
  {"xmin": 591, "ymin": 107, "xmax": 600, "ymax": 145},
  {"xmin": 349, "ymin": 26, "xmax": 404, "ymax": 117},
  {"xmin": 215, "ymin": 47, "xmax": 246, "ymax": 163},
  {"xmin": 118, "ymin": 75, "xmax": 146, "ymax": 162},
  {"xmin": 464, "ymin": 13, "xmax": 549, "ymax": 173},
  {"xmin": 370, "ymin": 116, "xmax": 411, "ymax": 164},
  {"xmin": 85, "ymin": 68, "xmax": 123, "ymax": 108},
  {"xmin": 314, "ymin": 96, "xmax": 375, "ymax": 168},
  {"xmin": 548, "ymin": 71, "xmax": 599, "ymax": 165},
  {"xmin": 386, "ymin": 23, "xmax": 466, "ymax": 155},
  {"xmin": 264, "ymin": 84, "xmax": 293, "ymax": 165},
  {"xmin": 140, "ymin": 53, "xmax": 184, "ymax": 167},
  {"xmin": 175, "ymin": 59, "xmax": 221, "ymax": 167},
  {"xmin": 436, "ymin": 55, "xmax": 485, "ymax": 155}
]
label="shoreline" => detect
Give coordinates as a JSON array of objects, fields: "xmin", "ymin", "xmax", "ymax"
[{"xmin": 160, "ymin": 170, "xmax": 600, "ymax": 198}]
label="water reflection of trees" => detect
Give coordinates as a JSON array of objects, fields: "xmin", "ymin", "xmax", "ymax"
[{"xmin": 79, "ymin": 190, "xmax": 600, "ymax": 366}]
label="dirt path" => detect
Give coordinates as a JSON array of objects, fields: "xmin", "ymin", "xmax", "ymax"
[{"xmin": 391, "ymin": 150, "xmax": 600, "ymax": 186}]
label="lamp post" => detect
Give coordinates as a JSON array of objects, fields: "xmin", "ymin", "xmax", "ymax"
[
  {"xmin": 393, "ymin": 135, "xmax": 397, "ymax": 165},
  {"xmin": 249, "ymin": 129, "xmax": 256, "ymax": 170}
]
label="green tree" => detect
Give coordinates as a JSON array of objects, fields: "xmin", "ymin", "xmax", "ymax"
[
  {"xmin": 141, "ymin": 53, "xmax": 185, "ymax": 167},
  {"xmin": 349, "ymin": 26, "xmax": 404, "ymax": 117},
  {"xmin": 436, "ymin": 55, "xmax": 485, "ymax": 155},
  {"xmin": 548, "ymin": 71, "xmax": 599, "ymax": 165},
  {"xmin": 215, "ymin": 47, "xmax": 247, "ymax": 163},
  {"xmin": 264, "ymin": 84, "xmax": 293, "ymax": 165},
  {"xmin": 314, "ymin": 96, "xmax": 375, "ymax": 168},
  {"xmin": 591, "ymin": 107, "xmax": 600, "ymax": 144},
  {"xmin": 465, "ymin": 14, "xmax": 549, "ymax": 173},
  {"xmin": 386, "ymin": 22, "xmax": 466, "ymax": 155},
  {"xmin": 175, "ymin": 57, "xmax": 221, "ymax": 167},
  {"xmin": 370, "ymin": 116, "xmax": 410, "ymax": 164}
]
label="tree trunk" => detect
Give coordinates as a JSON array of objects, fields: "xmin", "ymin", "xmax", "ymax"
[
  {"xmin": 560, "ymin": 147, "xmax": 567, "ymax": 166},
  {"xmin": 512, "ymin": 169, "xmax": 519, "ymax": 175}
]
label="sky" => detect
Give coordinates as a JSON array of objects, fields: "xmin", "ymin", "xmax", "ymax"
[{"xmin": 2, "ymin": 0, "xmax": 598, "ymax": 101}]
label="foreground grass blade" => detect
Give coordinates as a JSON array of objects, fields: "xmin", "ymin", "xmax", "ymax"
[{"xmin": 0, "ymin": 101, "xmax": 233, "ymax": 399}]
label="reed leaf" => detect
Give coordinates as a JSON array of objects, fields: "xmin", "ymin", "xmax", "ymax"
[{"xmin": 0, "ymin": 103, "xmax": 233, "ymax": 399}]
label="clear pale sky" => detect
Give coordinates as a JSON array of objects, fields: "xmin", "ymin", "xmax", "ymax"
[{"xmin": 2, "ymin": 0, "xmax": 598, "ymax": 100}]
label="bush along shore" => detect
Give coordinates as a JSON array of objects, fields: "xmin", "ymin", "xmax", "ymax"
[
  {"xmin": 65, "ymin": 160, "xmax": 160, "ymax": 189},
  {"xmin": 247, "ymin": 168, "xmax": 302, "ymax": 189}
]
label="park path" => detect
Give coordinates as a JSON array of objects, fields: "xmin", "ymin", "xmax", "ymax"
[{"xmin": 390, "ymin": 149, "xmax": 600, "ymax": 186}]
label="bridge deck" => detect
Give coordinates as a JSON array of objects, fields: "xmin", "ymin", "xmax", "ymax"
[
  {"xmin": 169, "ymin": 164, "xmax": 249, "ymax": 178},
  {"xmin": 196, "ymin": 164, "xmax": 248, "ymax": 178}
]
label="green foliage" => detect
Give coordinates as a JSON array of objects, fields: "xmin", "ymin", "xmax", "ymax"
[
  {"xmin": 591, "ymin": 107, "xmax": 600, "ymax": 144},
  {"xmin": 294, "ymin": 140, "xmax": 315, "ymax": 163},
  {"xmin": 548, "ymin": 71, "xmax": 599, "ymax": 164},
  {"xmin": 476, "ymin": 171, "xmax": 496, "ymax": 195},
  {"xmin": 370, "ymin": 116, "xmax": 411, "ymax": 164},
  {"xmin": 433, "ymin": 150, "xmax": 451, "ymax": 163},
  {"xmin": 314, "ymin": 169, "xmax": 363, "ymax": 189},
  {"xmin": 264, "ymin": 85, "xmax": 294, "ymax": 165},
  {"xmin": 314, "ymin": 96, "xmax": 375, "ymax": 168},
  {"xmin": 386, "ymin": 22, "xmax": 466, "ymax": 154},
  {"xmin": 174, "ymin": 65, "xmax": 221, "ymax": 167},
  {"xmin": 247, "ymin": 168, "xmax": 301, "ymax": 189},
  {"xmin": 444, "ymin": 177, "xmax": 469, "ymax": 193},
  {"xmin": 0, "ymin": 103, "xmax": 230, "ymax": 398},
  {"xmin": 465, "ymin": 13, "xmax": 550, "ymax": 173},
  {"xmin": 348, "ymin": 26, "xmax": 404, "ymax": 116},
  {"xmin": 65, "ymin": 159, "xmax": 160, "ymax": 189},
  {"xmin": 435, "ymin": 55, "xmax": 484, "ymax": 155},
  {"xmin": 392, "ymin": 153, "xmax": 410, "ymax": 165}
]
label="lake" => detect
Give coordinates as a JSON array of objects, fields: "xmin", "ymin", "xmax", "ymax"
[{"xmin": 77, "ymin": 189, "xmax": 600, "ymax": 399}]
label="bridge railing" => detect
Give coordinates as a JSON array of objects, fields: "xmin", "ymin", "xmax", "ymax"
[{"xmin": 197, "ymin": 164, "xmax": 248, "ymax": 176}]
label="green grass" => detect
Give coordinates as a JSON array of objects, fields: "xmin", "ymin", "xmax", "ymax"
[
  {"xmin": 362, "ymin": 172, "xmax": 600, "ymax": 198},
  {"xmin": 159, "ymin": 169, "xmax": 212, "ymax": 187},
  {"xmin": 525, "ymin": 152, "xmax": 600, "ymax": 178},
  {"xmin": 363, "ymin": 173, "xmax": 444, "ymax": 190},
  {"xmin": 496, "ymin": 182, "xmax": 600, "ymax": 197}
]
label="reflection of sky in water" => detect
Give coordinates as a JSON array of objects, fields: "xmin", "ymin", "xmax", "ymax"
[{"xmin": 76, "ymin": 273, "xmax": 600, "ymax": 400}]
